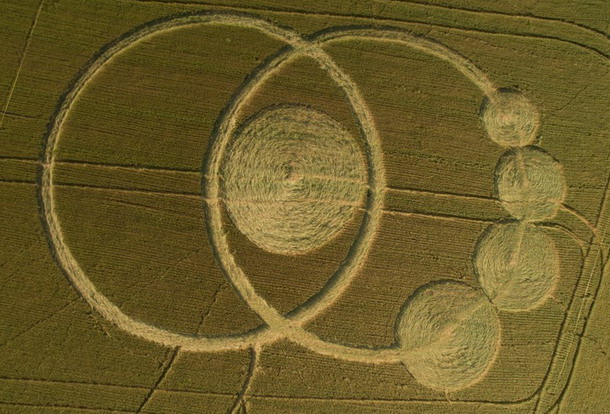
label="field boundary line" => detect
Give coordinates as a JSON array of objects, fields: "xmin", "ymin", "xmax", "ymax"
[{"xmin": 0, "ymin": 0, "xmax": 44, "ymax": 131}]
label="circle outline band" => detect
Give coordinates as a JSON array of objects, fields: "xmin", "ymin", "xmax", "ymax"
[{"xmin": 38, "ymin": 11, "xmax": 497, "ymax": 358}]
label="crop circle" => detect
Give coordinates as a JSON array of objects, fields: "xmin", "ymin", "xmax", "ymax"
[
  {"xmin": 222, "ymin": 105, "xmax": 367, "ymax": 255},
  {"xmin": 396, "ymin": 281, "xmax": 501, "ymax": 391},
  {"xmin": 480, "ymin": 88, "xmax": 540, "ymax": 147},
  {"xmin": 38, "ymin": 12, "xmax": 386, "ymax": 350},
  {"xmin": 474, "ymin": 222, "xmax": 559, "ymax": 311},
  {"xmin": 495, "ymin": 146, "xmax": 566, "ymax": 221},
  {"xmin": 38, "ymin": 11, "xmax": 560, "ymax": 396}
]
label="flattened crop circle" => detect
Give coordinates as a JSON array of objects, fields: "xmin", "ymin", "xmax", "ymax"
[
  {"xmin": 397, "ymin": 280, "xmax": 501, "ymax": 391},
  {"xmin": 473, "ymin": 222, "xmax": 559, "ymax": 311},
  {"xmin": 203, "ymin": 25, "xmax": 387, "ymax": 329},
  {"xmin": 221, "ymin": 105, "xmax": 368, "ymax": 255},
  {"xmin": 38, "ymin": 12, "xmax": 386, "ymax": 351}
]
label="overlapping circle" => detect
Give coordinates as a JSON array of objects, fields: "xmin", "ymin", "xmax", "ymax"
[
  {"xmin": 38, "ymin": 11, "xmax": 387, "ymax": 353},
  {"xmin": 38, "ymin": 10, "xmax": 565, "ymax": 392}
]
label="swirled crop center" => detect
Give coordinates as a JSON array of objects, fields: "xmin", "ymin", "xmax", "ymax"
[
  {"xmin": 222, "ymin": 105, "xmax": 367, "ymax": 255},
  {"xmin": 397, "ymin": 281, "xmax": 501, "ymax": 392}
]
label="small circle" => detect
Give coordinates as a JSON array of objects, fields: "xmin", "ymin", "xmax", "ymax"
[
  {"xmin": 473, "ymin": 222, "xmax": 559, "ymax": 312},
  {"xmin": 480, "ymin": 88, "xmax": 540, "ymax": 147},
  {"xmin": 221, "ymin": 105, "xmax": 367, "ymax": 255},
  {"xmin": 396, "ymin": 281, "xmax": 500, "ymax": 392},
  {"xmin": 495, "ymin": 146, "xmax": 566, "ymax": 221}
]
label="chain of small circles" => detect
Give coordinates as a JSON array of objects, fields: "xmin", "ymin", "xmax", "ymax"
[{"xmin": 476, "ymin": 87, "xmax": 566, "ymax": 312}]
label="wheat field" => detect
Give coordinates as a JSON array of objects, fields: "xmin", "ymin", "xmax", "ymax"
[{"xmin": 1, "ymin": 0, "xmax": 609, "ymax": 413}]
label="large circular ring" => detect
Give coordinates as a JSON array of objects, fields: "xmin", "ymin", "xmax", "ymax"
[
  {"xmin": 38, "ymin": 12, "xmax": 387, "ymax": 352},
  {"xmin": 38, "ymin": 11, "xmax": 502, "ymax": 363}
]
